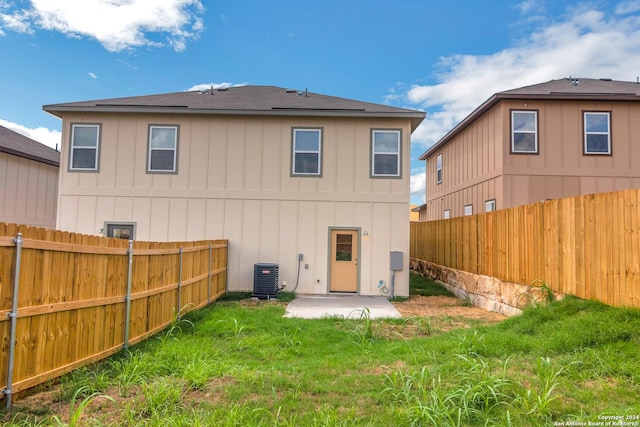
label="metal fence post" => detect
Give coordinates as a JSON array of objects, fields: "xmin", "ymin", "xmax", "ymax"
[
  {"xmin": 123, "ymin": 240, "xmax": 133, "ymax": 350},
  {"xmin": 177, "ymin": 247, "xmax": 183, "ymax": 319},
  {"xmin": 5, "ymin": 233, "xmax": 23, "ymax": 409},
  {"xmin": 207, "ymin": 244, "xmax": 212, "ymax": 304}
]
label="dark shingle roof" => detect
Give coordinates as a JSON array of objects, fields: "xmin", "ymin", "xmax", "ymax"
[
  {"xmin": 0, "ymin": 125, "xmax": 60, "ymax": 166},
  {"xmin": 499, "ymin": 77, "xmax": 640, "ymax": 97},
  {"xmin": 44, "ymin": 85, "xmax": 426, "ymax": 131},
  {"xmin": 420, "ymin": 77, "xmax": 640, "ymax": 159}
]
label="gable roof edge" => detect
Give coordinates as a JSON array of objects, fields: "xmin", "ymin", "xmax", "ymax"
[
  {"xmin": 0, "ymin": 125, "xmax": 60, "ymax": 166},
  {"xmin": 419, "ymin": 94, "xmax": 499, "ymax": 160}
]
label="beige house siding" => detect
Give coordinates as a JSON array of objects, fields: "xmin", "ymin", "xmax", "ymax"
[
  {"xmin": 424, "ymin": 98, "xmax": 640, "ymax": 220},
  {"xmin": 56, "ymin": 113, "xmax": 413, "ymax": 295},
  {"xmin": 0, "ymin": 152, "xmax": 58, "ymax": 227}
]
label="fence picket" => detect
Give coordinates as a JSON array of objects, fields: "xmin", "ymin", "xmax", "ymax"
[
  {"xmin": 411, "ymin": 189, "xmax": 640, "ymax": 309},
  {"xmin": 0, "ymin": 222, "xmax": 227, "ymax": 404}
]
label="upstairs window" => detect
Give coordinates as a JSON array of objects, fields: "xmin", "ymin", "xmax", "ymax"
[
  {"xmin": 436, "ymin": 154, "xmax": 442, "ymax": 184},
  {"xmin": 148, "ymin": 125, "xmax": 178, "ymax": 173},
  {"xmin": 584, "ymin": 112, "xmax": 611, "ymax": 154},
  {"xmin": 371, "ymin": 129, "xmax": 401, "ymax": 177},
  {"xmin": 70, "ymin": 124, "xmax": 100, "ymax": 171},
  {"xmin": 464, "ymin": 204, "xmax": 473, "ymax": 216},
  {"xmin": 292, "ymin": 128, "xmax": 322, "ymax": 176},
  {"xmin": 485, "ymin": 199, "xmax": 496, "ymax": 212},
  {"xmin": 511, "ymin": 110, "xmax": 538, "ymax": 153},
  {"xmin": 443, "ymin": 209, "xmax": 450, "ymax": 219}
]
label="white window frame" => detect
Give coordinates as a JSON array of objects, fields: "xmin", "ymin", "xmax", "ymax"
[
  {"xmin": 443, "ymin": 209, "xmax": 450, "ymax": 219},
  {"xmin": 436, "ymin": 154, "xmax": 442, "ymax": 184},
  {"xmin": 69, "ymin": 123, "xmax": 100, "ymax": 171},
  {"xmin": 104, "ymin": 221, "xmax": 136, "ymax": 240},
  {"xmin": 371, "ymin": 129, "xmax": 401, "ymax": 178},
  {"xmin": 292, "ymin": 128, "xmax": 323, "ymax": 176},
  {"xmin": 147, "ymin": 125, "xmax": 178, "ymax": 173},
  {"xmin": 464, "ymin": 204, "xmax": 473, "ymax": 216},
  {"xmin": 511, "ymin": 110, "xmax": 538, "ymax": 153},
  {"xmin": 583, "ymin": 111, "xmax": 611, "ymax": 155},
  {"xmin": 485, "ymin": 199, "xmax": 496, "ymax": 212}
]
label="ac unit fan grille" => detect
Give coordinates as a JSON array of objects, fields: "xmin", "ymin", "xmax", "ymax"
[{"xmin": 252, "ymin": 263, "xmax": 279, "ymax": 300}]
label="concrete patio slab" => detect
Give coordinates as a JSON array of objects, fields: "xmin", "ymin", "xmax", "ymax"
[{"xmin": 284, "ymin": 295, "xmax": 401, "ymax": 319}]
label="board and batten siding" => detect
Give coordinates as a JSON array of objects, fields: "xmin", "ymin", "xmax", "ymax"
[
  {"xmin": 424, "ymin": 100, "xmax": 640, "ymax": 220},
  {"xmin": 424, "ymin": 106, "xmax": 503, "ymax": 220},
  {"xmin": 502, "ymin": 100, "xmax": 640, "ymax": 207},
  {"xmin": 56, "ymin": 113, "xmax": 412, "ymax": 295},
  {"xmin": 0, "ymin": 152, "xmax": 58, "ymax": 227}
]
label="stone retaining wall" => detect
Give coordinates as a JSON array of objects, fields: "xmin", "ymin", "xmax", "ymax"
[{"xmin": 410, "ymin": 258, "xmax": 562, "ymax": 317}]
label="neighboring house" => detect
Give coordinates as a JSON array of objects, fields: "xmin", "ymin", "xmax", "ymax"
[
  {"xmin": 418, "ymin": 78, "xmax": 640, "ymax": 221},
  {"xmin": 43, "ymin": 86, "xmax": 425, "ymax": 296},
  {"xmin": 409, "ymin": 204, "xmax": 421, "ymax": 222},
  {"xmin": 0, "ymin": 125, "xmax": 59, "ymax": 227},
  {"xmin": 411, "ymin": 203, "xmax": 426, "ymax": 222}
]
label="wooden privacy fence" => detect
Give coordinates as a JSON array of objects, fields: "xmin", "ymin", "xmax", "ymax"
[
  {"xmin": 0, "ymin": 222, "xmax": 228, "ymax": 407},
  {"xmin": 411, "ymin": 188, "xmax": 640, "ymax": 309}
]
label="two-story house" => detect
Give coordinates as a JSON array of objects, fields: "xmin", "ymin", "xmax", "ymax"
[
  {"xmin": 419, "ymin": 78, "xmax": 640, "ymax": 220},
  {"xmin": 43, "ymin": 86, "xmax": 425, "ymax": 296},
  {"xmin": 0, "ymin": 125, "xmax": 59, "ymax": 227}
]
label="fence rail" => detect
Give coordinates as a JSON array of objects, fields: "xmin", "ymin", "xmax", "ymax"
[
  {"xmin": 410, "ymin": 188, "xmax": 640, "ymax": 309},
  {"xmin": 0, "ymin": 222, "xmax": 228, "ymax": 406}
]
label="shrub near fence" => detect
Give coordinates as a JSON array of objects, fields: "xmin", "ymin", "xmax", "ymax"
[
  {"xmin": 410, "ymin": 188, "xmax": 640, "ymax": 309},
  {"xmin": 0, "ymin": 222, "xmax": 227, "ymax": 406}
]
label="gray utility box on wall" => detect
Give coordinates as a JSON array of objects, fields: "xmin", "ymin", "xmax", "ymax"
[
  {"xmin": 252, "ymin": 263, "xmax": 280, "ymax": 300},
  {"xmin": 390, "ymin": 251, "xmax": 403, "ymax": 271}
]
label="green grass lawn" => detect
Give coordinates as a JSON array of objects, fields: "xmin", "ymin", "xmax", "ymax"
[
  {"xmin": 4, "ymin": 274, "xmax": 640, "ymax": 426},
  {"xmin": 409, "ymin": 272, "xmax": 455, "ymax": 297}
]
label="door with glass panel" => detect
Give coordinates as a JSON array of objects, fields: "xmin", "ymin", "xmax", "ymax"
[{"xmin": 329, "ymin": 229, "xmax": 359, "ymax": 293}]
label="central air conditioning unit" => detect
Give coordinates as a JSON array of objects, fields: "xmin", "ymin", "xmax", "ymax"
[{"xmin": 252, "ymin": 263, "xmax": 280, "ymax": 300}]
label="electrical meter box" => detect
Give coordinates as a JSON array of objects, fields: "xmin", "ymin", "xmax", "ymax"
[{"xmin": 390, "ymin": 251, "xmax": 403, "ymax": 271}]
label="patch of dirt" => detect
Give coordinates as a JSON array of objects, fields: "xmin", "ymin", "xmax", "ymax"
[
  {"xmin": 235, "ymin": 294, "xmax": 507, "ymax": 323},
  {"xmin": 392, "ymin": 295, "xmax": 507, "ymax": 323},
  {"xmin": 235, "ymin": 298, "xmax": 288, "ymax": 308}
]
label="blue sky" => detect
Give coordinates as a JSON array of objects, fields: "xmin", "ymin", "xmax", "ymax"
[{"xmin": 2, "ymin": 0, "xmax": 640, "ymax": 205}]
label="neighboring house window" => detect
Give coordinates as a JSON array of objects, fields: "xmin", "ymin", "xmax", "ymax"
[
  {"xmin": 511, "ymin": 110, "xmax": 538, "ymax": 153},
  {"xmin": 584, "ymin": 112, "xmax": 611, "ymax": 154},
  {"xmin": 485, "ymin": 199, "xmax": 496, "ymax": 212},
  {"xmin": 70, "ymin": 124, "xmax": 100, "ymax": 171},
  {"xmin": 292, "ymin": 128, "xmax": 322, "ymax": 175},
  {"xmin": 148, "ymin": 125, "xmax": 179, "ymax": 173},
  {"xmin": 443, "ymin": 209, "xmax": 450, "ymax": 219},
  {"xmin": 104, "ymin": 222, "xmax": 136, "ymax": 240},
  {"xmin": 371, "ymin": 129, "xmax": 401, "ymax": 177},
  {"xmin": 464, "ymin": 204, "xmax": 473, "ymax": 216},
  {"xmin": 436, "ymin": 154, "xmax": 442, "ymax": 184}
]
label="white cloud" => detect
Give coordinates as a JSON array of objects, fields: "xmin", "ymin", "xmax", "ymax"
[
  {"xmin": 0, "ymin": 0, "xmax": 205, "ymax": 52},
  {"xmin": 88, "ymin": 72, "xmax": 97, "ymax": 79},
  {"xmin": 410, "ymin": 169, "xmax": 426, "ymax": 203},
  {"xmin": 516, "ymin": 0, "xmax": 545, "ymax": 15},
  {"xmin": 186, "ymin": 82, "xmax": 248, "ymax": 91},
  {"xmin": 616, "ymin": 0, "xmax": 640, "ymax": 14},
  {"xmin": 0, "ymin": 119, "xmax": 61, "ymax": 150},
  {"xmin": 0, "ymin": 7, "xmax": 34, "ymax": 34},
  {"xmin": 401, "ymin": 1, "xmax": 640, "ymax": 203}
]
